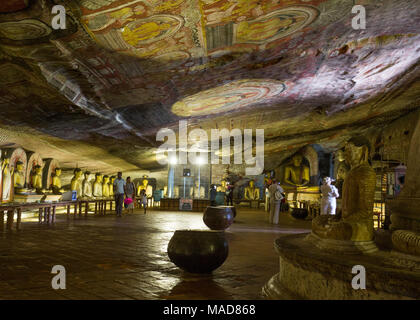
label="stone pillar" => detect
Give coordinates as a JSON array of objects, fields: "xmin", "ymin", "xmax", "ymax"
[{"xmin": 388, "ymin": 111, "xmax": 420, "ymax": 255}]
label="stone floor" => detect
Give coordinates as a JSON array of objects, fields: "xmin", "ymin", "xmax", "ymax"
[{"xmin": 0, "ymin": 207, "xmax": 311, "ymax": 300}]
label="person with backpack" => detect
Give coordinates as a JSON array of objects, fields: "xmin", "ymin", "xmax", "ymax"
[{"xmin": 268, "ymin": 179, "xmax": 284, "ymax": 224}]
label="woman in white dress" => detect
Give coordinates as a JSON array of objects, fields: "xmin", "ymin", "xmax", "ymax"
[{"xmin": 320, "ymin": 177, "xmax": 340, "ymax": 215}]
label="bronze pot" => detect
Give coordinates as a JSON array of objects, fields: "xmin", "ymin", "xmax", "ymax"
[
  {"xmin": 217, "ymin": 205, "xmax": 236, "ymax": 218},
  {"xmin": 167, "ymin": 230, "xmax": 229, "ymax": 273},
  {"xmin": 203, "ymin": 206, "xmax": 234, "ymax": 230},
  {"xmin": 292, "ymin": 208, "xmax": 308, "ymax": 219}
]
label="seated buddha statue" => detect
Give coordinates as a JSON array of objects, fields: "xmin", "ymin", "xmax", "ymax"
[
  {"xmin": 283, "ymin": 154, "xmax": 310, "ymax": 189},
  {"xmin": 244, "ymin": 180, "xmax": 260, "ymax": 200},
  {"xmin": 102, "ymin": 175, "xmax": 110, "ymax": 198},
  {"xmin": 31, "ymin": 165, "xmax": 45, "ymax": 194},
  {"xmin": 70, "ymin": 168, "xmax": 83, "ymax": 198},
  {"xmin": 137, "ymin": 179, "xmax": 153, "ymax": 198},
  {"xmin": 311, "ymin": 137, "xmax": 376, "ymax": 243},
  {"xmin": 190, "ymin": 180, "xmax": 205, "ymax": 199},
  {"xmin": 93, "ymin": 173, "xmax": 103, "ymax": 197},
  {"xmin": 14, "ymin": 161, "xmax": 26, "ymax": 194},
  {"xmin": 82, "ymin": 171, "xmax": 93, "ymax": 198},
  {"xmin": 109, "ymin": 176, "xmax": 115, "ymax": 197},
  {"xmin": 51, "ymin": 167, "xmax": 65, "ymax": 195}
]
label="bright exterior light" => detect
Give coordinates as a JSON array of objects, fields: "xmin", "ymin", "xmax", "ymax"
[
  {"xmin": 196, "ymin": 157, "xmax": 205, "ymax": 165},
  {"xmin": 169, "ymin": 156, "xmax": 177, "ymax": 165}
]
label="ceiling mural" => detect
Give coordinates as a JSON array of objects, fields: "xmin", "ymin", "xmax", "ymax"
[
  {"xmin": 0, "ymin": 0, "xmax": 29, "ymax": 13},
  {"xmin": 0, "ymin": 0, "xmax": 418, "ymax": 173},
  {"xmin": 233, "ymin": 6, "xmax": 319, "ymax": 45},
  {"xmin": 0, "ymin": 19, "xmax": 52, "ymax": 41},
  {"xmin": 172, "ymin": 79, "xmax": 287, "ymax": 117}
]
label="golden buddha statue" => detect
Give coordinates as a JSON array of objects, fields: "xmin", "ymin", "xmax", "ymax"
[
  {"xmin": 217, "ymin": 180, "xmax": 227, "ymax": 192},
  {"xmin": 82, "ymin": 171, "xmax": 93, "ymax": 198},
  {"xmin": 51, "ymin": 167, "xmax": 65, "ymax": 195},
  {"xmin": 102, "ymin": 175, "xmax": 110, "ymax": 198},
  {"xmin": 283, "ymin": 154, "xmax": 310, "ymax": 189},
  {"xmin": 244, "ymin": 180, "xmax": 260, "ymax": 200},
  {"xmin": 70, "ymin": 168, "xmax": 83, "ymax": 198},
  {"xmin": 93, "ymin": 173, "xmax": 103, "ymax": 197},
  {"xmin": 137, "ymin": 179, "xmax": 153, "ymax": 197},
  {"xmin": 190, "ymin": 180, "xmax": 205, "ymax": 199},
  {"xmin": 2, "ymin": 158, "xmax": 13, "ymax": 201},
  {"xmin": 31, "ymin": 164, "xmax": 45, "ymax": 194},
  {"xmin": 109, "ymin": 176, "xmax": 115, "ymax": 197},
  {"xmin": 311, "ymin": 137, "xmax": 376, "ymax": 244},
  {"xmin": 14, "ymin": 161, "xmax": 26, "ymax": 194}
]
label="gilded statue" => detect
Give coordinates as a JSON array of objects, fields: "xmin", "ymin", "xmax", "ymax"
[
  {"xmin": 102, "ymin": 175, "xmax": 110, "ymax": 198},
  {"xmin": 244, "ymin": 180, "xmax": 260, "ymax": 200},
  {"xmin": 70, "ymin": 168, "xmax": 83, "ymax": 198},
  {"xmin": 335, "ymin": 149, "xmax": 349, "ymax": 196},
  {"xmin": 82, "ymin": 171, "xmax": 93, "ymax": 198},
  {"xmin": 51, "ymin": 167, "xmax": 65, "ymax": 195},
  {"xmin": 14, "ymin": 161, "xmax": 26, "ymax": 193},
  {"xmin": 312, "ymin": 137, "xmax": 376, "ymax": 242},
  {"xmin": 217, "ymin": 180, "xmax": 227, "ymax": 192},
  {"xmin": 283, "ymin": 154, "xmax": 310, "ymax": 188},
  {"xmin": 109, "ymin": 176, "xmax": 115, "ymax": 197},
  {"xmin": 190, "ymin": 180, "xmax": 205, "ymax": 199},
  {"xmin": 31, "ymin": 164, "xmax": 45, "ymax": 194},
  {"xmin": 137, "ymin": 179, "xmax": 153, "ymax": 197},
  {"xmin": 2, "ymin": 158, "xmax": 13, "ymax": 201},
  {"xmin": 93, "ymin": 173, "xmax": 103, "ymax": 197}
]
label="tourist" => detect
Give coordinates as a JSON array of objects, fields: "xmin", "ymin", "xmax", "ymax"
[
  {"xmin": 124, "ymin": 176, "xmax": 136, "ymax": 214},
  {"xmin": 210, "ymin": 184, "xmax": 217, "ymax": 206},
  {"xmin": 320, "ymin": 177, "xmax": 339, "ymax": 215},
  {"xmin": 113, "ymin": 172, "xmax": 126, "ymax": 217},
  {"xmin": 268, "ymin": 179, "xmax": 284, "ymax": 224},
  {"xmin": 140, "ymin": 189, "xmax": 148, "ymax": 214},
  {"xmin": 225, "ymin": 182, "xmax": 234, "ymax": 206}
]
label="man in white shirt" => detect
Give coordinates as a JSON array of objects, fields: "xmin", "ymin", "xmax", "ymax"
[
  {"xmin": 113, "ymin": 172, "xmax": 126, "ymax": 217},
  {"xmin": 268, "ymin": 179, "xmax": 284, "ymax": 224},
  {"xmin": 320, "ymin": 177, "xmax": 339, "ymax": 215}
]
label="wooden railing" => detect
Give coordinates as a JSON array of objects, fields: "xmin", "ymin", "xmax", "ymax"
[{"xmin": 0, "ymin": 198, "xmax": 115, "ymax": 231}]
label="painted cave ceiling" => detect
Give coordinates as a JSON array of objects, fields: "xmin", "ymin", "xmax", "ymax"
[{"xmin": 0, "ymin": 0, "xmax": 419, "ymax": 173}]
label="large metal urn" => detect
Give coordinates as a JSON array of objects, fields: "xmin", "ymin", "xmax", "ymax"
[
  {"xmin": 217, "ymin": 205, "xmax": 236, "ymax": 218},
  {"xmin": 203, "ymin": 206, "xmax": 234, "ymax": 230},
  {"xmin": 167, "ymin": 230, "xmax": 229, "ymax": 273}
]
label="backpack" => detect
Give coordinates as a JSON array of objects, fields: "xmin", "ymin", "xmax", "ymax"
[{"xmin": 274, "ymin": 189, "xmax": 283, "ymax": 201}]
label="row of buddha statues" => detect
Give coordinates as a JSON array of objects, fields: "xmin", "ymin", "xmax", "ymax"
[{"xmin": 62, "ymin": 170, "xmax": 155, "ymax": 200}]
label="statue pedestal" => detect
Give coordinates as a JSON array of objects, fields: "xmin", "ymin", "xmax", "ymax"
[
  {"xmin": 263, "ymin": 233, "xmax": 420, "ymax": 299},
  {"xmin": 284, "ymin": 186, "xmax": 320, "ymax": 203},
  {"xmin": 14, "ymin": 194, "xmax": 44, "ymax": 203},
  {"xmin": 43, "ymin": 194, "xmax": 62, "ymax": 202}
]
